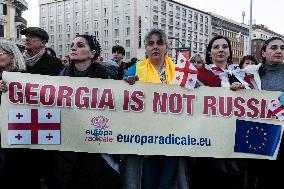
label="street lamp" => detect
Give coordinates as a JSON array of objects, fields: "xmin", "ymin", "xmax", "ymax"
[
  {"xmin": 248, "ymin": 0, "xmax": 253, "ymax": 55},
  {"xmin": 168, "ymin": 36, "xmax": 187, "ymax": 63},
  {"xmin": 236, "ymin": 32, "xmax": 242, "ymax": 64},
  {"xmin": 168, "ymin": 36, "xmax": 185, "ymax": 48}
]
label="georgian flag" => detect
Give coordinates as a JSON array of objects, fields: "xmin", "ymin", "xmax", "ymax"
[
  {"xmin": 8, "ymin": 109, "xmax": 61, "ymax": 145},
  {"xmin": 172, "ymin": 53, "xmax": 197, "ymax": 89},
  {"xmin": 268, "ymin": 99, "xmax": 284, "ymax": 121}
]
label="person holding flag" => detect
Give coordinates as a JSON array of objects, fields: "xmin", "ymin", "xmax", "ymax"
[{"xmin": 123, "ymin": 28, "xmax": 189, "ymax": 189}]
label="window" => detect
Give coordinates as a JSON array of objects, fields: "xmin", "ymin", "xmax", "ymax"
[
  {"xmin": 59, "ymin": 45, "xmax": 63, "ymax": 52},
  {"xmin": 58, "ymin": 34, "xmax": 62, "ymax": 41},
  {"xmin": 66, "ymin": 24, "xmax": 71, "ymax": 32},
  {"xmin": 104, "ymin": 19, "xmax": 109, "ymax": 27},
  {"xmin": 50, "ymin": 26, "xmax": 54, "ymax": 33},
  {"xmin": 104, "ymin": 41, "xmax": 108, "ymax": 50},
  {"xmin": 0, "ymin": 25, "xmax": 4, "ymax": 37},
  {"xmin": 50, "ymin": 35, "xmax": 54, "ymax": 43},
  {"xmin": 66, "ymin": 13, "xmax": 71, "ymax": 22},
  {"xmin": 49, "ymin": 16, "xmax": 54, "ymax": 24},
  {"xmin": 104, "ymin": 30, "xmax": 108, "ymax": 37},
  {"xmin": 42, "ymin": 17, "xmax": 46, "ymax": 25},
  {"xmin": 126, "ymin": 39, "xmax": 130, "ymax": 47},
  {"xmin": 126, "ymin": 27, "xmax": 130, "ymax": 36},
  {"xmin": 84, "ymin": 22, "xmax": 89, "ymax": 30},
  {"xmin": 85, "ymin": 11, "xmax": 89, "ymax": 19},
  {"xmin": 115, "ymin": 29, "xmax": 119, "ymax": 37},
  {"xmin": 67, "ymin": 34, "xmax": 71, "ymax": 41},
  {"xmin": 125, "ymin": 16, "xmax": 130, "ymax": 25},
  {"xmin": 75, "ymin": 12, "xmax": 79, "ymax": 20},
  {"xmin": 58, "ymin": 25, "xmax": 62, "ymax": 32},
  {"xmin": 94, "ymin": 20, "xmax": 99, "ymax": 29},
  {"xmin": 75, "ymin": 23, "xmax": 79, "ymax": 31},
  {"xmin": 126, "ymin": 52, "xmax": 130, "ymax": 59},
  {"xmin": 115, "ymin": 17, "xmax": 119, "ymax": 25}
]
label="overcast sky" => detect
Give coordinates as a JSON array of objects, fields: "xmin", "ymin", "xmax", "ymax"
[{"xmin": 23, "ymin": 0, "xmax": 284, "ymax": 35}]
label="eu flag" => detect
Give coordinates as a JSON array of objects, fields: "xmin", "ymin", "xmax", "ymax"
[{"xmin": 234, "ymin": 119, "xmax": 281, "ymax": 156}]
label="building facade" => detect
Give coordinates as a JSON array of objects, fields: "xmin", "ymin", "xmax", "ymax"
[
  {"xmin": 252, "ymin": 24, "xmax": 284, "ymax": 63},
  {"xmin": 210, "ymin": 13, "xmax": 250, "ymax": 64},
  {"xmin": 0, "ymin": 0, "xmax": 27, "ymax": 44},
  {"xmin": 39, "ymin": 0, "xmax": 211, "ymax": 60}
]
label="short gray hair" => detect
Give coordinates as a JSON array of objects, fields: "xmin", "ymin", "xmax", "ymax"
[
  {"xmin": 0, "ymin": 40, "xmax": 26, "ymax": 72},
  {"xmin": 144, "ymin": 28, "xmax": 169, "ymax": 48}
]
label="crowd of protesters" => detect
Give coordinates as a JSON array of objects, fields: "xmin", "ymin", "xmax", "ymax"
[{"xmin": 0, "ymin": 26, "xmax": 283, "ymax": 189}]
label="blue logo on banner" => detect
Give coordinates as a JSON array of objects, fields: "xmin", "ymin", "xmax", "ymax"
[{"xmin": 234, "ymin": 119, "xmax": 281, "ymax": 156}]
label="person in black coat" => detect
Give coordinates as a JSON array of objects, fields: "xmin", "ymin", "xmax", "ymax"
[
  {"xmin": 47, "ymin": 35, "xmax": 120, "ymax": 189},
  {"xmin": 20, "ymin": 27, "xmax": 62, "ymax": 76}
]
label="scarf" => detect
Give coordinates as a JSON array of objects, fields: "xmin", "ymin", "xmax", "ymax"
[
  {"xmin": 204, "ymin": 64, "xmax": 252, "ymax": 89},
  {"xmin": 136, "ymin": 55, "xmax": 175, "ymax": 84},
  {"xmin": 23, "ymin": 48, "xmax": 46, "ymax": 67}
]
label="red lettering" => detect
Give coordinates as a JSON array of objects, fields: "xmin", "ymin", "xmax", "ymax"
[
  {"xmin": 219, "ymin": 97, "xmax": 233, "ymax": 117},
  {"xmin": 123, "ymin": 90, "xmax": 130, "ymax": 111},
  {"xmin": 260, "ymin": 99, "xmax": 268, "ymax": 119},
  {"xmin": 169, "ymin": 93, "xmax": 182, "ymax": 114},
  {"xmin": 90, "ymin": 88, "xmax": 99, "ymax": 109},
  {"xmin": 234, "ymin": 97, "xmax": 246, "ymax": 117},
  {"xmin": 203, "ymin": 96, "xmax": 217, "ymax": 116},
  {"xmin": 130, "ymin": 91, "xmax": 144, "ymax": 112},
  {"xmin": 98, "ymin": 89, "xmax": 115, "ymax": 110},
  {"xmin": 25, "ymin": 83, "xmax": 39, "ymax": 105},
  {"xmin": 75, "ymin": 87, "xmax": 90, "ymax": 108},
  {"xmin": 9, "ymin": 82, "xmax": 23, "ymax": 104},
  {"xmin": 247, "ymin": 98, "xmax": 259, "ymax": 118},
  {"xmin": 153, "ymin": 92, "xmax": 167, "ymax": 113},
  {"xmin": 57, "ymin": 86, "xmax": 73, "ymax": 107},
  {"xmin": 40, "ymin": 85, "xmax": 56, "ymax": 106},
  {"xmin": 183, "ymin": 94, "xmax": 195, "ymax": 115}
]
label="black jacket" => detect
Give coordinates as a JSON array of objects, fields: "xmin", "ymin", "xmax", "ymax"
[
  {"xmin": 26, "ymin": 52, "xmax": 62, "ymax": 76},
  {"xmin": 47, "ymin": 62, "xmax": 120, "ymax": 189}
]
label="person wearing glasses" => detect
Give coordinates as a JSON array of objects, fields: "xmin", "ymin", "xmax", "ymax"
[{"xmin": 0, "ymin": 40, "xmax": 26, "ymax": 185}]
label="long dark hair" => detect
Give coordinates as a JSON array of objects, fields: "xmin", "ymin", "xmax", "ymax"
[
  {"xmin": 259, "ymin": 37, "xmax": 284, "ymax": 76},
  {"xmin": 76, "ymin": 35, "xmax": 101, "ymax": 61},
  {"xmin": 205, "ymin": 35, "xmax": 233, "ymax": 65}
]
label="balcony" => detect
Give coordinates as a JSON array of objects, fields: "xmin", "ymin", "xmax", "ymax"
[
  {"xmin": 15, "ymin": 16, "xmax": 27, "ymax": 28},
  {"xmin": 12, "ymin": 0, "xmax": 28, "ymax": 11}
]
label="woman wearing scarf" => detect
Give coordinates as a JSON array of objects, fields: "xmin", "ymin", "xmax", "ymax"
[
  {"xmin": 46, "ymin": 35, "xmax": 121, "ymax": 189},
  {"xmin": 123, "ymin": 29, "xmax": 188, "ymax": 189},
  {"xmin": 195, "ymin": 36, "xmax": 254, "ymax": 189},
  {"xmin": 247, "ymin": 37, "xmax": 284, "ymax": 189},
  {"xmin": 0, "ymin": 40, "xmax": 26, "ymax": 185}
]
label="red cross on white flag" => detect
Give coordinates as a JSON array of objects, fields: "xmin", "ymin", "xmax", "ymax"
[
  {"xmin": 268, "ymin": 99, "xmax": 284, "ymax": 121},
  {"xmin": 172, "ymin": 53, "xmax": 197, "ymax": 89},
  {"xmin": 8, "ymin": 109, "xmax": 61, "ymax": 145}
]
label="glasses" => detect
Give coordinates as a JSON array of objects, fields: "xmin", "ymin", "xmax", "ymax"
[{"xmin": 0, "ymin": 52, "xmax": 11, "ymax": 56}]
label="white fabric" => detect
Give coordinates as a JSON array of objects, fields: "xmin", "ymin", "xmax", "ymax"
[
  {"xmin": 269, "ymin": 98, "xmax": 284, "ymax": 121},
  {"xmin": 8, "ymin": 130, "xmax": 31, "ymax": 144},
  {"xmin": 243, "ymin": 63, "xmax": 262, "ymax": 89},
  {"xmin": 205, "ymin": 64, "xmax": 251, "ymax": 89},
  {"xmin": 172, "ymin": 53, "xmax": 197, "ymax": 90}
]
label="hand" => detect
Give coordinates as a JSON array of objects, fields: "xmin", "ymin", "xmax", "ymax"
[
  {"xmin": 124, "ymin": 76, "xmax": 139, "ymax": 85},
  {"xmin": 0, "ymin": 80, "xmax": 8, "ymax": 92},
  {"xmin": 230, "ymin": 82, "xmax": 244, "ymax": 91}
]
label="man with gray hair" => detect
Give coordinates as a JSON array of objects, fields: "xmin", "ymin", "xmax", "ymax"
[{"xmin": 20, "ymin": 27, "xmax": 62, "ymax": 75}]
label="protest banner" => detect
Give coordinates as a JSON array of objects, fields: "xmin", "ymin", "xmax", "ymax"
[{"xmin": 0, "ymin": 72, "xmax": 283, "ymax": 159}]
